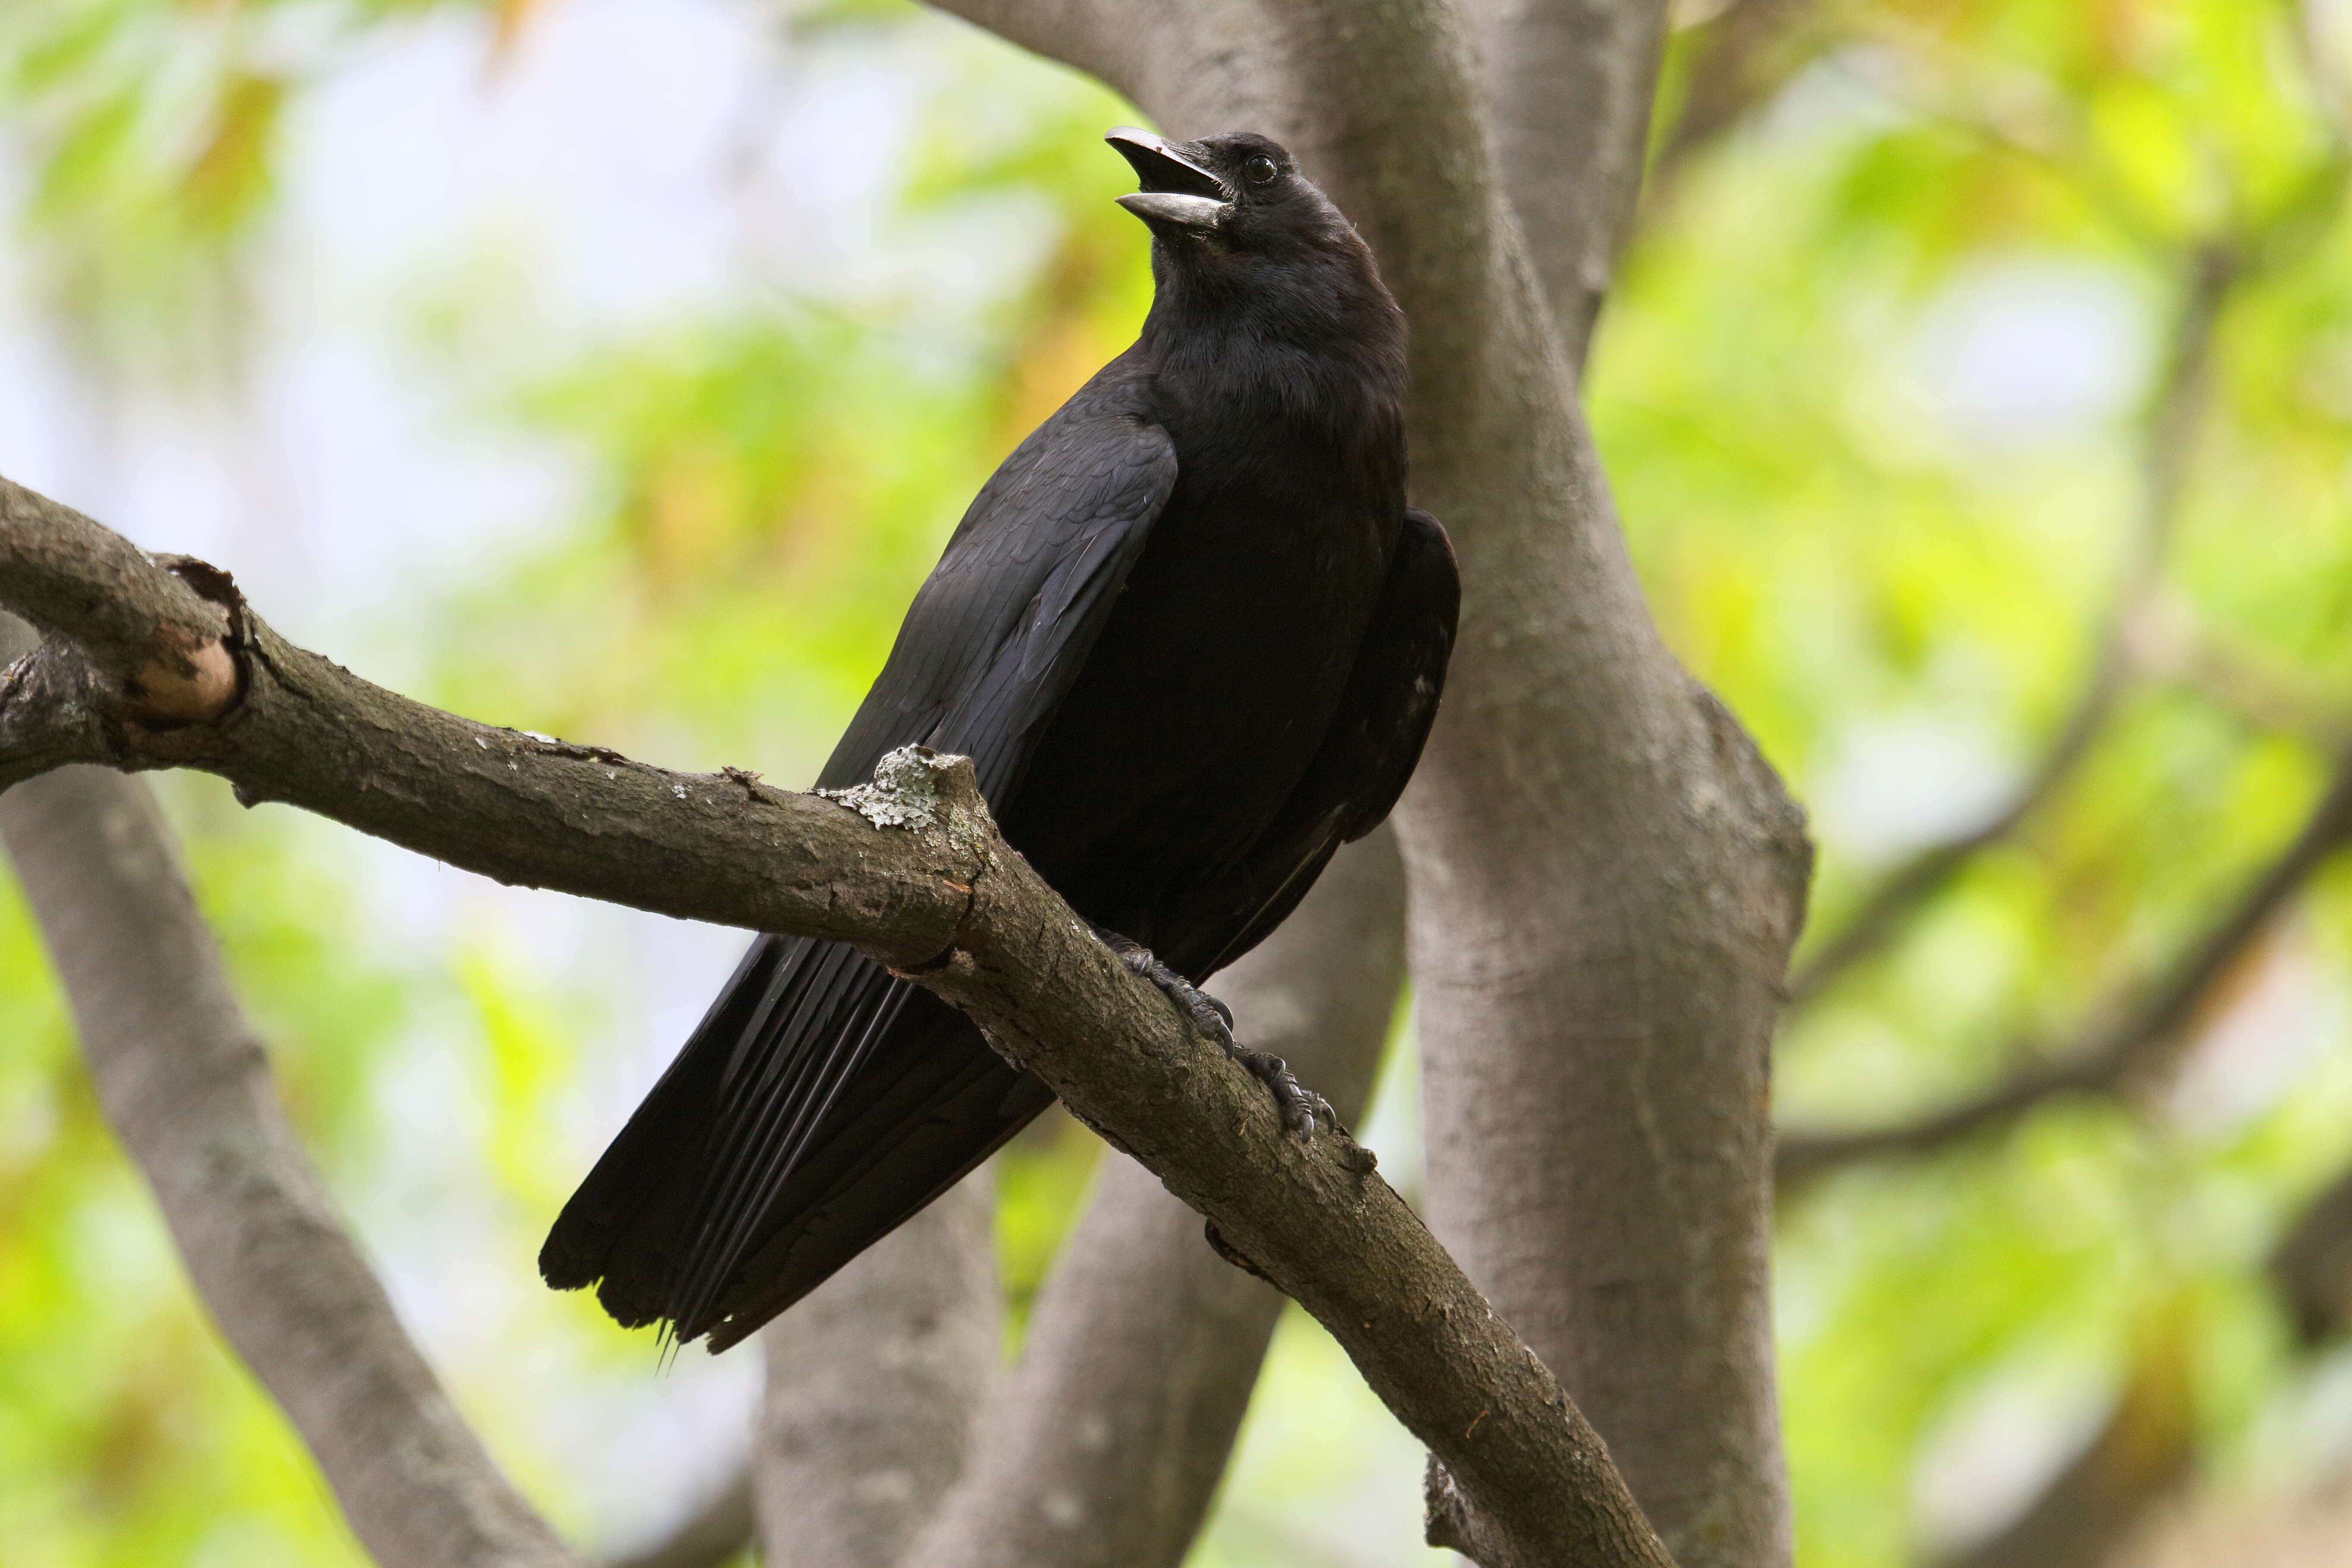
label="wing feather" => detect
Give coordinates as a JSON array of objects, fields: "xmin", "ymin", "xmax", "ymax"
[
  {"xmin": 1190, "ymin": 507, "xmax": 1459, "ymax": 977},
  {"xmin": 544, "ymin": 392, "xmax": 1176, "ymax": 1341}
]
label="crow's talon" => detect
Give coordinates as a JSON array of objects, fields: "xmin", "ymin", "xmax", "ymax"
[
  {"xmin": 1095, "ymin": 924, "xmax": 1331, "ymax": 1139},
  {"xmin": 1234, "ymin": 1048, "xmax": 1332, "ymax": 1141}
]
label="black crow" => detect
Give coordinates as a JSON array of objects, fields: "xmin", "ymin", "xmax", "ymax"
[{"xmin": 542, "ymin": 128, "xmax": 1458, "ymax": 1350}]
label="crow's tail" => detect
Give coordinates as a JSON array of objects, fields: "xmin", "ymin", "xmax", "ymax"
[{"xmin": 541, "ymin": 933, "xmax": 1053, "ymax": 1350}]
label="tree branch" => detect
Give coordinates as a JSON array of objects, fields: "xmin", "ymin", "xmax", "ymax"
[
  {"xmin": 0, "ymin": 478, "xmax": 1012, "ymax": 964},
  {"xmin": 1159, "ymin": 3, "xmax": 1808, "ymax": 1560},
  {"xmin": 626, "ymin": 838, "xmax": 1408, "ymax": 1568},
  {"xmin": 1778, "ymin": 750, "xmax": 2352, "ymax": 1187},
  {"xmin": 756, "ymin": 1179, "xmax": 999, "ymax": 1568},
  {"xmin": 1934, "ymin": 1325, "xmax": 2195, "ymax": 1568},
  {"xmin": 0, "ymin": 483, "xmax": 1671, "ymax": 1568},
  {"xmin": 1783, "ymin": 666, "xmax": 2124, "ymax": 1009},
  {"xmin": 903, "ymin": 830, "xmax": 1406, "ymax": 1568},
  {"xmin": 1648, "ymin": 0, "xmax": 1824, "ymax": 200},
  {"xmin": 2132, "ymin": 594, "xmax": 2352, "ymax": 754},
  {"xmin": 924, "ymin": 0, "xmax": 1294, "ymax": 150},
  {"xmin": 0, "ymin": 480, "xmax": 235, "ymax": 719},
  {"xmin": 0, "ymin": 623, "xmax": 577, "ymax": 1568}
]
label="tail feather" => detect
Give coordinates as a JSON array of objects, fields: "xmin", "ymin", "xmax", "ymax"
[
  {"xmin": 698, "ymin": 991, "xmax": 1051, "ymax": 1348},
  {"xmin": 541, "ymin": 932, "xmax": 1052, "ymax": 1347},
  {"xmin": 669, "ymin": 959, "xmax": 914, "ymax": 1338},
  {"xmin": 539, "ymin": 936, "xmax": 784, "ymax": 1326}
]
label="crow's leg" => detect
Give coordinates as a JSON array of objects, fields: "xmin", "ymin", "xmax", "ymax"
[{"xmin": 1092, "ymin": 926, "xmax": 1335, "ymax": 1140}]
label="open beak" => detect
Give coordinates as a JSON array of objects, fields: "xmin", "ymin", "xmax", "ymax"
[{"xmin": 1107, "ymin": 127, "xmax": 1232, "ymax": 237}]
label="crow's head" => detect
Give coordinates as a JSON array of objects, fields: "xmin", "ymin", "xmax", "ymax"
[
  {"xmin": 1107, "ymin": 126, "xmax": 1404, "ymax": 407},
  {"xmin": 1107, "ymin": 127, "xmax": 1367, "ymax": 278}
]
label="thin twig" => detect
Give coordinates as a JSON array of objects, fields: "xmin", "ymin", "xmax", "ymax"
[
  {"xmin": 2132, "ymin": 593, "xmax": 2352, "ymax": 753},
  {"xmin": 1788, "ymin": 237, "xmax": 2241, "ymax": 1008},
  {"xmin": 1778, "ymin": 751, "xmax": 2352, "ymax": 1188},
  {"xmin": 1792, "ymin": 91, "xmax": 2352, "ymax": 1008}
]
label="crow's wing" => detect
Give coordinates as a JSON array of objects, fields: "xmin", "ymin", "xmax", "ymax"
[
  {"xmin": 1189, "ymin": 507, "xmax": 1458, "ymax": 978},
  {"xmin": 821, "ymin": 402, "xmax": 1179, "ymax": 796},
  {"xmin": 542, "ymin": 401, "xmax": 1176, "ymax": 1344}
]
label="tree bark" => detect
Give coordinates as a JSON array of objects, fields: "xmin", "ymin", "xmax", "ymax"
[
  {"xmin": 902, "ymin": 831, "xmax": 1405, "ymax": 1568},
  {"xmin": 9, "ymin": 0, "xmax": 1816, "ymax": 1553},
  {"xmin": 757, "ymin": 1178, "xmax": 1000, "ymax": 1568},
  {"xmin": 0, "ymin": 627, "xmax": 577, "ymax": 1568},
  {"xmin": 1248, "ymin": 7, "xmax": 1810, "ymax": 1563},
  {"xmin": 1469, "ymin": 0, "xmax": 1672, "ymax": 375}
]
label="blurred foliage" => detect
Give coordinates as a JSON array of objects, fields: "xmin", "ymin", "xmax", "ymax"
[
  {"xmin": 3, "ymin": 0, "xmax": 2352, "ymax": 1565},
  {"xmin": 1624, "ymin": 0, "xmax": 2352, "ymax": 1562},
  {"xmin": 0, "ymin": 0, "xmax": 462, "ymax": 368}
]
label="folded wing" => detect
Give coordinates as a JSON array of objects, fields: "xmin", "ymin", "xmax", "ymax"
[
  {"xmin": 541, "ymin": 398, "xmax": 1176, "ymax": 1346},
  {"xmin": 1189, "ymin": 507, "xmax": 1459, "ymax": 978}
]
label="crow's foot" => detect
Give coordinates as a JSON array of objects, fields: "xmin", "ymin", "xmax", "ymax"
[{"xmin": 1094, "ymin": 927, "xmax": 1335, "ymax": 1140}]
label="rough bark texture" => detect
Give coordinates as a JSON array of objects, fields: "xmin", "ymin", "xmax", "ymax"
[
  {"xmin": 0, "ymin": 483, "xmax": 994, "ymax": 965},
  {"xmin": 757, "ymin": 1179, "xmax": 999, "ymax": 1568},
  {"xmin": 7, "ymin": 0, "xmax": 1814, "ymax": 1554},
  {"xmin": 1470, "ymin": 0, "xmax": 1672, "ymax": 374},
  {"xmin": 0, "ymin": 633, "xmax": 576, "ymax": 1568},
  {"xmin": 0, "ymin": 489, "xmax": 1672, "ymax": 1568},
  {"xmin": 902, "ymin": 831, "xmax": 1406, "ymax": 1568},
  {"xmin": 0, "ymin": 482, "xmax": 233, "ymax": 716},
  {"xmin": 1254, "ymin": 9, "xmax": 1808, "ymax": 1564}
]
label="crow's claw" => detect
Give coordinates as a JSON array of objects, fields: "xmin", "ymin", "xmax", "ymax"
[
  {"xmin": 1095, "ymin": 925, "xmax": 1329, "ymax": 1141},
  {"xmin": 1233, "ymin": 1048, "xmax": 1336, "ymax": 1140}
]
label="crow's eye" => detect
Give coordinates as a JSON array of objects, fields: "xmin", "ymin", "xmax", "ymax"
[{"xmin": 1243, "ymin": 154, "xmax": 1279, "ymax": 186}]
